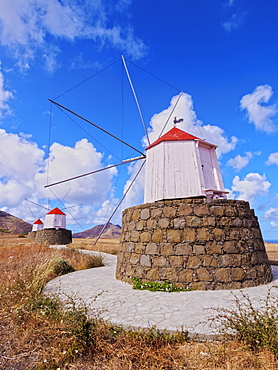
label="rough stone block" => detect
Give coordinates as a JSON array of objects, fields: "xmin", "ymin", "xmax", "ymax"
[
  {"xmin": 130, "ymin": 253, "xmax": 140, "ymax": 264},
  {"xmin": 213, "ymin": 228, "xmax": 225, "ymax": 241},
  {"xmin": 167, "ymin": 229, "xmax": 181, "ymax": 243},
  {"xmin": 217, "ymin": 254, "xmax": 233, "ymax": 267},
  {"xmin": 211, "ymin": 206, "xmax": 224, "ymax": 216},
  {"xmin": 164, "ymin": 206, "xmax": 176, "ymax": 217},
  {"xmin": 169, "ymin": 255, "xmax": 183, "ymax": 267},
  {"xmin": 191, "ymin": 281, "xmax": 206, "ymax": 290},
  {"xmin": 146, "ymin": 267, "xmax": 160, "ymax": 280},
  {"xmin": 151, "ymin": 208, "xmax": 163, "ymax": 218},
  {"xmin": 194, "ymin": 204, "xmax": 209, "ymax": 216},
  {"xmin": 153, "ymin": 256, "xmax": 167, "ymax": 267},
  {"xmin": 173, "ymin": 217, "xmax": 186, "ymax": 228},
  {"xmin": 158, "ymin": 218, "xmax": 170, "ymax": 228},
  {"xmin": 186, "ymin": 216, "xmax": 203, "ymax": 227},
  {"xmin": 135, "ymin": 243, "xmax": 145, "ymax": 254},
  {"xmin": 179, "ymin": 269, "xmax": 193, "ymax": 283},
  {"xmin": 206, "ymin": 242, "xmax": 222, "ymax": 254},
  {"xmin": 193, "ymin": 245, "xmax": 205, "ymax": 254},
  {"xmin": 127, "ymin": 243, "xmax": 135, "ymax": 252},
  {"xmin": 215, "ymin": 268, "xmax": 230, "ymax": 282},
  {"xmin": 178, "ymin": 204, "xmax": 192, "ymax": 216},
  {"xmin": 203, "ymin": 255, "xmax": 218, "ymax": 268},
  {"xmin": 223, "ymin": 241, "xmax": 238, "ymax": 253},
  {"xmin": 136, "ymin": 220, "xmax": 146, "ymax": 231},
  {"xmin": 161, "ymin": 243, "xmax": 174, "ymax": 255},
  {"xmin": 187, "ymin": 256, "xmax": 202, "ymax": 268},
  {"xmin": 197, "ymin": 267, "xmax": 213, "ymax": 281},
  {"xmin": 161, "ymin": 267, "xmax": 178, "ymax": 281},
  {"xmin": 181, "ymin": 228, "xmax": 195, "ymax": 242},
  {"xmin": 175, "ymin": 244, "xmax": 192, "ymax": 255},
  {"xmin": 140, "ymin": 231, "xmax": 151, "ymax": 242},
  {"xmin": 203, "ymin": 217, "xmax": 215, "ymax": 227},
  {"xmin": 152, "ymin": 229, "xmax": 162, "ymax": 243},
  {"xmin": 132, "ymin": 209, "xmax": 140, "ymax": 221},
  {"xmin": 196, "ymin": 228, "xmax": 209, "ymax": 241},
  {"xmin": 141, "ymin": 208, "xmax": 150, "ymax": 220},
  {"xmin": 145, "ymin": 243, "xmax": 158, "ymax": 254},
  {"xmin": 147, "ymin": 219, "xmax": 156, "ymax": 229},
  {"xmin": 140, "ymin": 255, "xmax": 151, "ymax": 267},
  {"xmin": 130, "ymin": 231, "xmax": 140, "ymax": 242}
]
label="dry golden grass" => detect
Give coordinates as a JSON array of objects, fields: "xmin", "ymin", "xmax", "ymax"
[
  {"xmin": 69, "ymin": 237, "xmax": 120, "ymax": 255},
  {"xmin": 1, "ymin": 236, "xmax": 278, "ymax": 369},
  {"xmin": 264, "ymin": 242, "xmax": 278, "ymax": 264}
]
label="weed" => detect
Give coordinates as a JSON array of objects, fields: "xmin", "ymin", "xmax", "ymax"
[
  {"xmin": 132, "ymin": 276, "xmax": 193, "ymax": 292},
  {"xmin": 212, "ymin": 289, "xmax": 278, "ymax": 356}
]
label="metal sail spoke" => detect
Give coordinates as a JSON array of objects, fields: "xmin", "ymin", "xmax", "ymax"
[
  {"xmin": 94, "ymin": 159, "xmax": 146, "ymax": 245},
  {"xmin": 121, "ymin": 55, "xmax": 151, "ymax": 146},
  {"xmin": 44, "ymin": 155, "xmax": 145, "ymax": 188},
  {"xmin": 24, "ymin": 198, "xmax": 49, "ymax": 211},
  {"xmin": 49, "ymin": 99, "xmax": 145, "ymax": 157}
]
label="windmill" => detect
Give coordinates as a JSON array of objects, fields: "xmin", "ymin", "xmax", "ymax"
[
  {"xmin": 44, "ymin": 57, "xmax": 272, "ymax": 290},
  {"xmin": 44, "ymin": 56, "xmax": 185, "ymax": 240}
]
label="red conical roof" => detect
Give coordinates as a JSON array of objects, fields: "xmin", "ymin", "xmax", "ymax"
[
  {"xmin": 146, "ymin": 127, "xmax": 202, "ymax": 150},
  {"xmin": 34, "ymin": 219, "xmax": 43, "ymax": 224},
  {"xmin": 46, "ymin": 207, "xmax": 66, "ymax": 215}
]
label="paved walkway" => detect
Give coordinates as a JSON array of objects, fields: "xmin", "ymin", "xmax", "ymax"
[{"xmin": 45, "ymin": 247, "xmax": 278, "ymax": 339}]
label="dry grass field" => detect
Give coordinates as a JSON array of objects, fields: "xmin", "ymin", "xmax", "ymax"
[
  {"xmin": 264, "ymin": 242, "xmax": 278, "ymax": 264},
  {"xmin": 1, "ymin": 234, "xmax": 278, "ymax": 369}
]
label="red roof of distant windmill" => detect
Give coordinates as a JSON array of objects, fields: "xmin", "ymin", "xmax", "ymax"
[
  {"xmin": 146, "ymin": 127, "xmax": 203, "ymax": 150},
  {"xmin": 46, "ymin": 207, "xmax": 66, "ymax": 216},
  {"xmin": 34, "ymin": 219, "xmax": 43, "ymax": 224}
]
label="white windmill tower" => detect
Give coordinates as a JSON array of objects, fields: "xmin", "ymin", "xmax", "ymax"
[
  {"xmin": 32, "ymin": 218, "xmax": 44, "ymax": 231},
  {"xmin": 44, "ymin": 207, "xmax": 66, "ymax": 230},
  {"xmin": 144, "ymin": 126, "xmax": 228, "ymax": 203}
]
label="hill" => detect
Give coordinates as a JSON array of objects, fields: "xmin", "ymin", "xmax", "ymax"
[
  {"xmin": 0, "ymin": 211, "xmax": 32, "ymax": 234},
  {"xmin": 73, "ymin": 222, "xmax": 121, "ymax": 239}
]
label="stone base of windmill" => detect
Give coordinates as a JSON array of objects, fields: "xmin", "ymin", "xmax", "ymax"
[
  {"xmin": 34, "ymin": 228, "xmax": 72, "ymax": 246},
  {"xmin": 116, "ymin": 198, "xmax": 273, "ymax": 290},
  {"xmin": 27, "ymin": 231, "xmax": 36, "ymax": 239}
]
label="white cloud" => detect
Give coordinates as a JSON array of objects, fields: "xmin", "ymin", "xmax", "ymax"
[
  {"xmin": 35, "ymin": 138, "xmax": 117, "ymax": 205},
  {"xmin": 232, "ymin": 173, "xmax": 271, "ymax": 204},
  {"xmin": 222, "ymin": 13, "xmax": 245, "ymax": 32},
  {"xmin": 0, "ymin": 65, "xmax": 13, "ymax": 117},
  {"xmin": 266, "ymin": 152, "xmax": 278, "ymax": 165},
  {"xmin": 240, "ymin": 85, "xmax": 277, "ymax": 133},
  {"xmin": 227, "ymin": 151, "xmax": 260, "ymax": 170},
  {"xmin": 0, "ymin": 129, "xmax": 44, "ymax": 206},
  {"xmin": 143, "ymin": 92, "xmax": 238, "ymax": 157},
  {"xmin": 265, "ymin": 207, "xmax": 278, "ymax": 220},
  {"xmin": 0, "ymin": 0, "xmax": 146, "ymax": 71},
  {"xmin": 264, "ymin": 207, "xmax": 278, "ymax": 228},
  {"xmin": 0, "ymin": 129, "xmax": 117, "ymax": 227},
  {"xmin": 0, "ymin": 129, "xmax": 44, "ymax": 181}
]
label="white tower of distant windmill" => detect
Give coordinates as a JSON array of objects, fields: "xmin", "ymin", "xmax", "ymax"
[
  {"xmin": 144, "ymin": 126, "xmax": 228, "ymax": 203},
  {"xmin": 32, "ymin": 219, "xmax": 44, "ymax": 231}
]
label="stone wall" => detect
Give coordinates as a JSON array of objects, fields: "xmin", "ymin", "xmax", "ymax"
[
  {"xmin": 35, "ymin": 228, "xmax": 72, "ymax": 246},
  {"xmin": 116, "ymin": 198, "xmax": 272, "ymax": 290}
]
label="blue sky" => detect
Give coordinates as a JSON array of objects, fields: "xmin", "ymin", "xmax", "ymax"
[{"xmin": 0, "ymin": 0, "xmax": 278, "ymax": 240}]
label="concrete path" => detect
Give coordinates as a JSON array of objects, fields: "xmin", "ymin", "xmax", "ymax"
[{"xmin": 45, "ymin": 247, "xmax": 278, "ymax": 339}]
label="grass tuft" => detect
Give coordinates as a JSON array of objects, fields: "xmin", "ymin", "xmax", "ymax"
[{"xmin": 213, "ymin": 289, "xmax": 278, "ymax": 356}]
